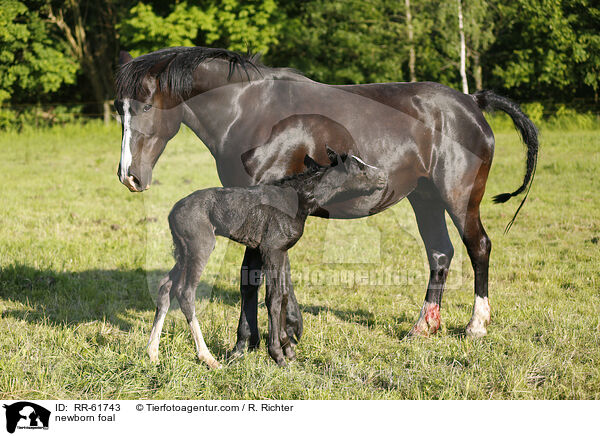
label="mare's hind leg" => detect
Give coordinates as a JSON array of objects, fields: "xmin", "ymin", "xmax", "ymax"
[
  {"xmin": 406, "ymin": 186, "xmax": 454, "ymax": 337},
  {"xmin": 444, "ymin": 167, "xmax": 493, "ymax": 337},
  {"xmin": 174, "ymin": 229, "xmax": 221, "ymax": 368},
  {"xmin": 449, "ymin": 208, "xmax": 491, "ymax": 337}
]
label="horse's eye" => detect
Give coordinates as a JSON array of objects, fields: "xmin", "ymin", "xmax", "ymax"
[{"xmin": 143, "ymin": 104, "xmax": 152, "ymax": 112}]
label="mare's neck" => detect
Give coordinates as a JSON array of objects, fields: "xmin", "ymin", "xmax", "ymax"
[{"xmin": 180, "ymin": 59, "xmax": 311, "ymax": 155}]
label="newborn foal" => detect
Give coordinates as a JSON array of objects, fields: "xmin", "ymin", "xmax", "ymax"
[{"xmin": 147, "ymin": 148, "xmax": 387, "ymax": 367}]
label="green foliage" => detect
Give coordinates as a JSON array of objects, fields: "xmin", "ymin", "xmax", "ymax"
[
  {"xmin": 0, "ymin": 104, "xmax": 83, "ymax": 131},
  {"xmin": 270, "ymin": 0, "xmax": 405, "ymax": 84},
  {"xmin": 1, "ymin": 0, "xmax": 599, "ymax": 122},
  {"xmin": 118, "ymin": 0, "xmax": 281, "ymax": 57},
  {"xmin": 0, "ymin": 0, "xmax": 78, "ymax": 103},
  {"xmin": 489, "ymin": 0, "xmax": 600, "ymax": 100}
]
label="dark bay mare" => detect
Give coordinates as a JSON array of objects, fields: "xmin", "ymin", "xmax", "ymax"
[
  {"xmin": 151, "ymin": 149, "xmax": 386, "ymax": 367},
  {"xmin": 114, "ymin": 47, "xmax": 539, "ymax": 354}
]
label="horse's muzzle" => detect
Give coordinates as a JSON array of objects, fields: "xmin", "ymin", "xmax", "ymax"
[{"xmin": 117, "ymin": 165, "xmax": 147, "ymax": 192}]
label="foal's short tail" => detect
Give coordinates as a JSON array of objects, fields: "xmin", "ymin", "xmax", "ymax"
[{"xmin": 473, "ymin": 90, "xmax": 539, "ymax": 232}]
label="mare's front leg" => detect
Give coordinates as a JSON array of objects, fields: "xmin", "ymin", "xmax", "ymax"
[
  {"xmin": 234, "ymin": 247, "xmax": 262, "ymax": 355},
  {"xmin": 262, "ymin": 250, "xmax": 289, "ymax": 366},
  {"xmin": 283, "ymin": 253, "xmax": 303, "ymax": 345},
  {"xmin": 281, "ymin": 252, "xmax": 296, "ymax": 360}
]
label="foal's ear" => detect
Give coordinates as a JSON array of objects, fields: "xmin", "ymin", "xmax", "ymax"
[
  {"xmin": 304, "ymin": 154, "xmax": 320, "ymax": 170},
  {"xmin": 326, "ymin": 146, "xmax": 339, "ymax": 165},
  {"xmin": 119, "ymin": 51, "xmax": 133, "ymax": 66},
  {"xmin": 148, "ymin": 54, "xmax": 177, "ymax": 77}
]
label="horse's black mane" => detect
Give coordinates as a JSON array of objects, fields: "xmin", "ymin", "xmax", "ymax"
[{"xmin": 115, "ymin": 46, "xmax": 265, "ymax": 99}]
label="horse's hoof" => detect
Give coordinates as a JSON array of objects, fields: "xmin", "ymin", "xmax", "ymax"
[
  {"xmin": 198, "ymin": 352, "xmax": 222, "ymax": 369},
  {"xmin": 284, "ymin": 346, "xmax": 296, "ymax": 361},
  {"xmin": 407, "ymin": 302, "xmax": 441, "ymax": 338},
  {"xmin": 465, "ymin": 323, "xmax": 488, "ymax": 338},
  {"xmin": 206, "ymin": 359, "xmax": 222, "ymax": 370},
  {"xmin": 466, "ymin": 296, "xmax": 491, "ymax": 338},
  {"xmin": 147, "ymin": 348, "xmax": 159, "ymax": 363}
]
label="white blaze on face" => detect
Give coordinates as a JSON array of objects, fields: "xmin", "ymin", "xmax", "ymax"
[
  {"xmin": 119, "ymin": 98, "xmax": 133, "ymax": 182},
  {"xmin": 352, "ymin": 155, "xmax": 378, "ymax": 169}
]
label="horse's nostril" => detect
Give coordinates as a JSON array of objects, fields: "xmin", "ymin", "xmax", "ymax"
[{"xmin": 128, "ymin": 173, "xmax": 142, "ymax": 189}]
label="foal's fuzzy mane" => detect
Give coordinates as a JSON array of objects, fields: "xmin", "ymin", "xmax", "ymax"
[
  {"xmin": 269, "ymin": 154, "xmax": 348, "ymax": 187},
  {"xmin": 115, "ymin": 46, "xmax": 266, "ymax": 99}
]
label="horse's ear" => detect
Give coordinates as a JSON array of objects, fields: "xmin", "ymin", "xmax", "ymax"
[
  {"xmin": 304, "ymin": 154, "xmax": 320, "ymax": 170},
  {"xmin": 340, "ymin": 151, "xmax": 349, "ymax": 163},
  {"xmin": 119, "ymin": 51, "xmax": 133, "ymax": 66},
  {"xmin": 326, "ymin": 146, "xmax": 342, "ymax": 165},
  {"xmin": 148, "ymin": 54, "xmax": 177, "ymax": 77}
]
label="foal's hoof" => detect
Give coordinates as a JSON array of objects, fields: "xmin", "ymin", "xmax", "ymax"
[
  {"xmin": 199, "ymin": 353, "xmax": 222, "ymax": 369},
  {"xmin": 205, "ymin": 359, "xmax": 223, "ymax": 370},
  {"xmin": 147, "ymin": 348, "xmax": 160, "ymax": 363}
]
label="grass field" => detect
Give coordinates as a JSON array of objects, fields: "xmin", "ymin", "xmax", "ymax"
[{"xmin": 0, "ymin": 118, "xmax": 598, "ymax": 400}]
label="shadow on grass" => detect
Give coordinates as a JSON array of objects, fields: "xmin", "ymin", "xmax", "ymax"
[
  {"xmin": 301, "ymin": 303, "xmax": 417, "ymax": 339},
  {"xmin": 1, "ymin": 263, "xmax": 436, "ymax": 343},
  {"xmin": 0, "ymin": 263, "xmax": 237, "ymax": 332}
]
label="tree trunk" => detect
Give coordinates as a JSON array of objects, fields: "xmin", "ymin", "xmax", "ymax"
[
  {"xmin": 457, "ymin": 0, "xmax": 468, "ymax": 94},
  {"xmin": 472, "ymin": 51, "xmax": 482, "ymax": 91},
  {"xmin": 47, "ymin": 1, "xmax": 114, "ymax": 123},
  {"xmin": 405, "ymin": 0, "xmax": 416, "ymax": 82}
]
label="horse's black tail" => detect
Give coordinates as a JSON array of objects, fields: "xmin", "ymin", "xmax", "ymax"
[{"xmin": 473, "ymin": 90, "xmax": 539, "ymax": 233}]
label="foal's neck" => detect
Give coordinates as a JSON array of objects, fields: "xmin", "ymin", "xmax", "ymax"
[{"xmin": 273, "ymin": 171, "xmax": 336, "ymax": 218}]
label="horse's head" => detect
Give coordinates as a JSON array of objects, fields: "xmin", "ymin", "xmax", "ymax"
[
  {"xmin": 305, "ymin": 147, "xmax": 387, "ymax": 205},
  {"xmin": 115, "ymin": 51, "xmax": 184, "ymax": 192}
]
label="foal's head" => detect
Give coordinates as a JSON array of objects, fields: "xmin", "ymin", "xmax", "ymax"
[{"xmin": 303, "ymin": 148, "xmax": 387, "ymax": 205}]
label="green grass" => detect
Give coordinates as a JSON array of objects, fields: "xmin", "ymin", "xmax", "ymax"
[{"xmin": 0, "ymin": 119, "xmax": 599, "ymax": 399}]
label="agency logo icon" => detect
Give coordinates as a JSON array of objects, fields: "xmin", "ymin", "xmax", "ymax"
[{"xmin": 2, "ymin": 402, "xmax": 50, "ymax": 433}]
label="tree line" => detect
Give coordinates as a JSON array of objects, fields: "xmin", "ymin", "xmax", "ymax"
[{"xmin": 1, "ymin": 0, "xmax": 598, "ymax": 124}]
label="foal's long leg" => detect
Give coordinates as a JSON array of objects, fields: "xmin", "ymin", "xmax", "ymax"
[
  {"xmin": 407, "ymin": 190, "xmax": 454, "ymax": 337},
  {"xmin": 147, "ymin": 269, "xmax": 178, "ymax": 362},
  {"xmin": 174, "ymin": 229, "xmax": 221, "ymax": 368}
]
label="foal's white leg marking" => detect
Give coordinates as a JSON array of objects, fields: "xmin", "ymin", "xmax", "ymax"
[
  {"xmin": 119, "ymin": 98, "xmax": 133, "ymax": 182},
  {"xmin": 147, "ymin": 309, "xmax": 167, "ymax": 363},
  {"xmin": 351, "ymin": 155, "xmax": 379, "ymax": 169},
  {"xmin": 189, "ymin": 316, "xmax": 221, "ymax": 369},
  {"xmin": 466, "ymin": 296, "xmax": 491, "ymax": 338}
]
